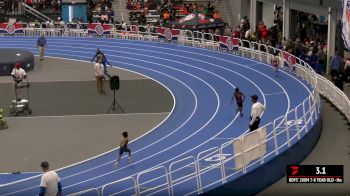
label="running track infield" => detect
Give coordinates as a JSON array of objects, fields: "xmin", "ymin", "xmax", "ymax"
[{"xmin": 0, "ymin": 37, "xmax": 314, "ymax": 195}]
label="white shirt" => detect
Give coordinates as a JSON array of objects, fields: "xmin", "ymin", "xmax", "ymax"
[
  {"xmin": 250, "ymin": 102, "xmax": 265, "ymax": 125},
  {"xmin": 11, "ymin": 68, "xmax": 26, "ymax": 80},
  {"xmin": 94, "ymin": 63, "xmax": 104, "ymax": 77},
  {"xmin": 40, "ymin": 171, "xmax": 60, "ymax": 196}
]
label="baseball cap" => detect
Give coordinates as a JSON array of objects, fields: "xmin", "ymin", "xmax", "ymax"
[{"xmin": 15, "ymin": 62, "xmax": 21, "ymax": 68}]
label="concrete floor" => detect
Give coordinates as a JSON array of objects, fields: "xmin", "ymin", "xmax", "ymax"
[{"xmin": 0, "ymin": 57, "xmax": 173, "ymax": 172}]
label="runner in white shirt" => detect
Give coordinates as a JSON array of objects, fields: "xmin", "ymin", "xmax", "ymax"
[
  {"xmin": 39, "ymin": 161, "xmax": 62, "ymax": 196},
  {"xmin": 249, "ymin": 95, "xmax": 265, "ymax": 132}
]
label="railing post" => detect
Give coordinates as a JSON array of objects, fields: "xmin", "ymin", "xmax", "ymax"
[
  {"xmin": 273, "ymin": 120, "xmax": 279, "ymax": 155},
  {"xmin": 240, "ymin": 137, "xmax": 247, "ymax": 173},
  {"xmin": 219, "ymin": 148, "xmax": 226, "ymax": 183},
  {"xmin": 194, "ymin": 160, "xmax": 201, "ymax": 195},
  {"xmin": 295, "ymin": 108, "xmax": 300, "ymax": 140},
  {"xmin": 308, "ymin": 97, "xmax": 314, "ymax": 126},
  {"xmin": 285, "ymin": 116, "xmax": 291, "ymax": 147},
  {"xmin": 302, "ymin": 101, "xmax": 308, "ymax": 132},
  {"xmin": 196, "ymin": 160, "xmax": 203, "ymax": 194}
]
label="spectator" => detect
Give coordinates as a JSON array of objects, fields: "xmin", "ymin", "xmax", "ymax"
[
  {"xmin": 334, "ymin": 72, "xmax": 345, "ymax": 91},
  {"xmin": 233, "ymin": 25, "xmax": 241, "ymax": 38},
  {"xmin": 316, "ymin": 45, "xmax": 326, "ymax": 74},
  {"xmin": 37, "ymin": 33, "xmax": 47, "ymax": 61},
  {"xmin": 213, "ymin": 11, "xmax": 221, "ymax": 19},
  {"xmin": 39, "ymin": 161, "xmax": 62, "ymax": 196},
  {"xmin": 260, "ymin": 25, "xmax": 268, "ymax": 44},
  {"xmin": 330, "ymin": 52, "xmax": 344, "ymax": 81},
  {"xmin": 344, "ymin": 58, "xmax": 350, "ymax": 85}
]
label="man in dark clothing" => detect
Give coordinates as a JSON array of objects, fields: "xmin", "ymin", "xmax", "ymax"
[
  {"xmin": 330, "ymin": 52, "xmax": 344, "ymax": 81},
  {"xmin": 37, "ymin": 34, "xmax": 47, "ymax": 61},
  {"xmin": 334, "ymin": 72, "xmax": 345, "ymax": 91}
]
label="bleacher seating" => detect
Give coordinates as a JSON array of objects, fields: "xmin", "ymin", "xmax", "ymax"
[{"xmin": 126, "ymin": 0, "xmax": 219, "ymax": 26}]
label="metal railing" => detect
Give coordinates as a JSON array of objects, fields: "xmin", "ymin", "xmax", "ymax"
[
  {"xmin": 1, "ymin": 25, "xmax": 349, "ymax": 195},
  {"xmin": 22, "ymin": 3, "xmax": 53, "ymax": 22}
]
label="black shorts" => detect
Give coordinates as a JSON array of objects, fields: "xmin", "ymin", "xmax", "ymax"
[
  {"xmin": 237, "ymin": 102, "xmax": 243, "ymax": 108},
  {"xmin": 119, "ymin": 147, "xmax": 131, "ymax": 155}
]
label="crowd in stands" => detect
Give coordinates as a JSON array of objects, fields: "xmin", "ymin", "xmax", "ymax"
[
  {"xmin": 25, "ymin": 0, "xmax": 61, "ymax": 13},
  {"xmin": 126, "ymin": 0, "xmax": 222, "ymax": 26},
  {"xmin": 87, "ymin": 0, "xmax": 114, "ymax": 23},
  {"xmin": 3, "ymin": 0, "xmax": 21, "ymax": 14}
]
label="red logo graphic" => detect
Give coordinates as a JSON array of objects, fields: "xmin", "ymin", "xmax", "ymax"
[
  {"xmin": 6, "ymin": 24, "xmax": 15, "ymax": 34},
  {"xmin": 226, "ymin": 38, "xmax": 233, "ymax": 50},
  {"xmin": 290, "ymin": 166, "xmax": 299, "ymax": 175},
  {"xmin": 95, "ymin": 25, "xmax": 104, "ymax": 35},
  {"xmin": 164, "ymin": 29, "xmax": 172, "ymax": 40}
]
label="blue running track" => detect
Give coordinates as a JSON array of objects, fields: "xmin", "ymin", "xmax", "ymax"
[{"xmin": 0, "ymin": 37, "xmax": 313, "ymax": 195}]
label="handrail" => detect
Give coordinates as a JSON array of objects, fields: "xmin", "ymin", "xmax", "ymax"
[
  {"xmin": 136, "ymin": 166, "xmax": 170, "ymax": 196},
  {"xmin": 169, "ymin": 156, "xmax": 198, "ymax": 195},
  {"xmin": 22, "ymin": 3, "xmax": 52, "ymax": 22},
  {"xmin": 101, "ymin": 176, "xmax": 136, "ymax": 196},
  {"xmin": 67, "ymin": 188, "xmax": 100, "ymax": 196},
  {"xmin": 1, "ymin": 25, "xmax": 349, "ymax": 195}
]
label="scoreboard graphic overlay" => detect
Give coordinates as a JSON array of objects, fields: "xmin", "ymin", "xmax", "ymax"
[{"xmin": 287, "ymin": 165, "xmax": 343, "ymax": 183}]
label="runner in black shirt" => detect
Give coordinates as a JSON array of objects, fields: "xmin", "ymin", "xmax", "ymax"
[{"xmin": 231, "ymin": 88, "xmax": 245, "ymax": 117}]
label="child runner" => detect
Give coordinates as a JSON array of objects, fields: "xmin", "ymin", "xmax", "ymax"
[
  {"xmin": 231, "ymin": 88, "xmax": 245, "ymax": 117},
  {"xmin": 272, "ymin": 53, "xmax": 279, "ymax": 77},
  {"xmin": 115, "ymin": 131, "xmax": 132, "ymax": 167}
]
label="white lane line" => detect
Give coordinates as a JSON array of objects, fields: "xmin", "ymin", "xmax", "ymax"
[
  {"xmin": 3, "ymin": 112, "xmax": 170, "ymax": 120},
  {"xmin": 0, "ymin": 42, "xmax": 279, "ymax": 190},
  {"xmin": 210, "ymin": 138, "xmax": 236, "ymax": 140},
  {"xmin": 0, "ymin": 38, "xmax": 310, "ymax": 194},
  {"xmin": 0, "ymin": 39, "xmax": 292, "ymax": 193},
  {"xmin": 264, "ymin": 92, "xmax": 285, "ymax": 96},
  {"xmin": 0, "ymin": 58, "xmax": 186, "ymax": 188},
  {"xmin": 0, "ymin": 55, "xmax": 205, "ymax": 193}
]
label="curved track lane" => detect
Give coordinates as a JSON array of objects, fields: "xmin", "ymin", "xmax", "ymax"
[{"xmin": 0, "ymin": 37, "xmax": 312, "ymax": 195}]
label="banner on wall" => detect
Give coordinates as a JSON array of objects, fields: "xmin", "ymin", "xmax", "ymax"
[
  {"xmin": 282, "ymin": 51, "xmax": 297, "ymax": 69},
  {"xmin": 219, "ymin": 36, "xmax": 239, "ymax": 52},
  {"xmin": 342, "ymin": 0, "xmax": 350, "ymax": 51},
  {"xmin": 87, "ymin": 23, "xmax": 111, "ymax": 35},
  {"xmin": 0, "ymin": 23, "xmax": 24, "ymax": 34},
  {"xmin": 156, "ymin": 27, "xmax": 180, "ymax": 41}
]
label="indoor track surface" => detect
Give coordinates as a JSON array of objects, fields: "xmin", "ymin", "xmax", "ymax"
[{"xmin": 0, "ymin": 37, "xmax": 313, "ymax": 195}]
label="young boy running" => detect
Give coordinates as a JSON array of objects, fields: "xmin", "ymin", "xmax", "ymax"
[
  {"xmin": 115, "ymin": 131, "xmax": 132, "ymax": 168},
  {"xmin": 231, "ymin": 88, "xmax": 245, "ymax": 117}
]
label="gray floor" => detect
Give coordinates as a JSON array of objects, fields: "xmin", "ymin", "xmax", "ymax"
[
  {"xmin": 258, "ymin": 99, "xmax": 350, "ymax": 196},
  {"xmin": 0, "ymin": 80, "xmax": 173, "ymax": 116},
  {"xmin": 0, "ymin": 57, "xmax": 173, "ymax": 172},
  {"xmin": 0, "ymin": 113, "xmax": 169, "ymax": 172}
]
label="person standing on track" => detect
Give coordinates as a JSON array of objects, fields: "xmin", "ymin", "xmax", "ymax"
[
  {"xmin": 91, "ymin": 48, "xmax": 111, "ymax": 79},
  {"xmin": 231, "ymin": 88, "xmax": 245, "ymax": 117},
  {"xmin": 115, "ymin": 131, "xmax": 132, "ymax": 168},
  {"xmin": 39, "ymin": 161, "xmax": 62, "ymax": 196},
  {"xmin": 249, "ymin": 95, "xmax": 265, "ymax": 132},
  {"xmin": 93, "ymin": 58, "xmax": 105, "ymax": 94},
  {"xmin": 37, "ymin": 33, "xmax": 47, "ymax": 61}
]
